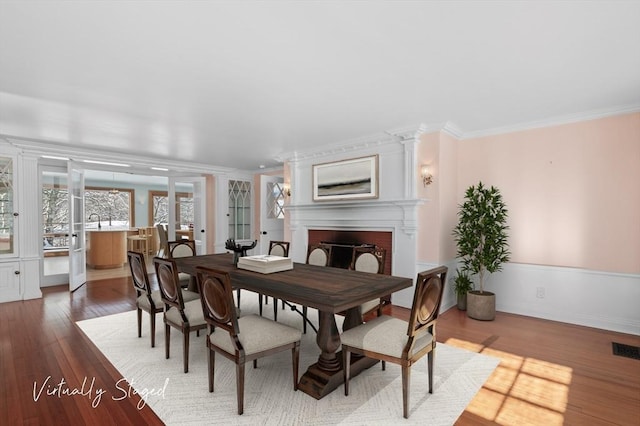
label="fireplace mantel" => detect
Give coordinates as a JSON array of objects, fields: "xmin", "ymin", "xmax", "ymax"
[{"xmin": 286, "ymin": 198, "xmax": 426, "ymax": 237}]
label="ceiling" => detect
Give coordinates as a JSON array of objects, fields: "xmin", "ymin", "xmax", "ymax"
[{"xmin": 1, "ymin": 1, "xmax": 639, "ymax": 171}]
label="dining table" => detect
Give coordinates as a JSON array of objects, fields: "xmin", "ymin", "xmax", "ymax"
[{"xmin": 173, "ymin": 252, "xmax": 413, "ymax": 399}]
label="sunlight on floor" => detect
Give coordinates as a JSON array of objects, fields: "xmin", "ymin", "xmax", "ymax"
[{"xmin": 445, "ymin": 337, "xmax": 573, "ymax": 425}]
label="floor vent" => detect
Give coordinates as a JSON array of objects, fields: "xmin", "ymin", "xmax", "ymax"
[{"xmin": 612, "ymin": 342, "xmax": 640, "ymax": 360}]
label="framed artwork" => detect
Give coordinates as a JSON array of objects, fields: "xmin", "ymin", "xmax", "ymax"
[{"xmin": 312, "ymin": 155, "xmax": 379, "ymax": 201}]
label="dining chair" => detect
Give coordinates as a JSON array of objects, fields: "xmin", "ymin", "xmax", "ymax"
[
  {"xmin": 154, "ymin": 257, "xmax": 207, "ymax": 373},
  {"xmin": 350, "ymin": 246, "xmax": 388, "ymax": 317},
  {"xmin": 155, "ymin": 224, "xmax": 169, "ymax": 258},
  {"xmin": 168, "ymin": 239, "xmax": 197, "ymax": 289},
  {"xmin": 340, "ymin": 265, "xmax": 447, "ymax": 419},
  {"xmin": 195, "ymin": 266, "xmax": 302, "ymax": 415},
  {"xmin": 127, "ymin": 251, "xmax": 199, "ymax": 348},
  {"xmin": 259, "ymin": 240, "xmax": 290, "ymax": 317},
  {"xmin": 168, "ymin": 239, "xmax": 196, "ymax": 257}
]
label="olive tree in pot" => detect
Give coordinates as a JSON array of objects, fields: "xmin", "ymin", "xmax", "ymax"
[{"xmin": 453, "ymin": 182, "xmax": 510, "ymax": 320}]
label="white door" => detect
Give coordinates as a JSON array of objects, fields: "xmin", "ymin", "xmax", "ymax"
[
  {"xmin": 67, "ymin": 162, "xmax": 86, "ymax": 291},
  {"xmin": 168, "ymin": 176, "xmax": 206, "ymax": 254},
  {"xmin": 259, "ymin": 175, "xmax": 285, "ymax": 254}
]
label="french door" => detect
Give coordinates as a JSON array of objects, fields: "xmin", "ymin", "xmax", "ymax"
[
  {"xmin": 259, "ymin": 175, "xmax": 285, "ymax": 254},
  {"xmin": 67, "ymin": 162, "xmax": 86, "ymax": 291}
]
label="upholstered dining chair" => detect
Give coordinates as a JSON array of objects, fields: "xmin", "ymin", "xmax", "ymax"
[
  {"xmin": 259, "ymin": 240, "xmax": 291, "ymax": 317},
  {"xmin": 156, "ymin": 223, "xmax": 169, "ymax": 258},
  {"xmin": 195, "ymin": 266, "xmax": 302, "ymax": 415},
  {"xmin": 340, "ymin": 265, "xmax": 447, "ymax": 419},
  {"xmin": 168, "ymin": 239, "xmax": 197, "ymax": 289},
  {"xmin": 127, "ymin": 251, "xmax": 198, "ymax": 348},
  {"xmin": 350, "ymin": 246, "xmax": 388, "ymax": 317},
  {"xmin": 168, "ymin": 238, "xmax": 196, "ymax": 257},
  {"xmin": 154, "ymin": 257, "xmax": 207, "ymax": 373}
]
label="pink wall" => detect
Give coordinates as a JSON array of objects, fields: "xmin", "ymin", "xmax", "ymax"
[
  {"xmin": 457, "ymin": 112, "xmax": 640, "ymax": 274},
  {"xmin": 417, "ymin": 132, "xmax": 440, "ymax": 261},
  {"xmin": 417, "ymin": 131, "xmax": 461, "ymax": 263}
]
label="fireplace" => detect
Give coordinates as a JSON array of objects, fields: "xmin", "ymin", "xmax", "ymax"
[
  {"xmin": 308, "ymin": 230, "xmax": 393, "ymax": 274},
  {"xmin": 287, "ymin": 196, "xmax": 423, "ymax": 308}
]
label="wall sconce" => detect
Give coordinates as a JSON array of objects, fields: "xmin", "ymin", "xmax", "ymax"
[
  {"xmin": 421, "ymin": 165, "xmax": 433, "ymax": 186},
  {"xmin": 283, "ymin": 183, "xmax": 291, "ymax": 197}
]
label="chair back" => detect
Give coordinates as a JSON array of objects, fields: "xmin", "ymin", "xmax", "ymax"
[
  {"xmin": 168, "ymin": 239, "xmax": 196, "ymax": 258},
  {"xmin": 154, "ymin": 257, "xmax": 187, "ymax": 315},
  {"xmin": 407, "ymin": 266, "xmax": 447, "ymax": 339},
  {"xmin": 156, "ymin": 224, "xmax": 169, "ymax": 257},
  {"xmin": 351, "ymin": 246, "xmax": 385, "ymax": 274},
  {"xmin": 196, "ymin": 267, "xmax": 240, "ymax": 339},
  {"xmin": 306, "ymin": 244, "xmax": 332, "ymax": 266},
  {"xmin": 268, "ymin": 241, "xmax": 290, "ymax": 257},
  {"xmin": 128, "ymin": 251, "xmax": 151, "ymax": 297}
]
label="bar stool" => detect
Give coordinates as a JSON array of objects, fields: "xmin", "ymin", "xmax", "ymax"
[{"xmin": 128, "ymin": 228, "xmax": 152, "ymax": 255}]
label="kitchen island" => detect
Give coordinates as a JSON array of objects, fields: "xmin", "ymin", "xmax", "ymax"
[{"xmin": 86, "ymin": 228, "xmax": 132, "ymax": 269}]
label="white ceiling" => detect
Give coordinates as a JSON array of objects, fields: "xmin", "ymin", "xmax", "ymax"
[{"xmin": 1, "ymin": 1, "xmax": 639, "ymax": 171}]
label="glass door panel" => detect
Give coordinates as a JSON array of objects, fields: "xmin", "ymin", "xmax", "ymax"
[
  {"xmin": 68, "ymin": 162, "xmax": 86, "ymax": 291},
  {"xmin": 0, "ymin": 156, "xmax": 15, "ymax": 256}
]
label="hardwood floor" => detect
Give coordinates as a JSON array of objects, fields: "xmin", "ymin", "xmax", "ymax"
[{"xmin": 1, "ymin": 276, "xmax": 639, "ymax": 425}]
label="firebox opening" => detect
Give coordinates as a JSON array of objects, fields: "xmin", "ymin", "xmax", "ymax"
[{"xmin": 307, "ymin": 229, "xmax": 392, "ymax": 274}]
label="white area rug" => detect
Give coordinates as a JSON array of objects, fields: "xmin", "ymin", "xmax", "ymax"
[{"xmin": 76, "ymin": 291, "xmax": 499, "ymax": 425}]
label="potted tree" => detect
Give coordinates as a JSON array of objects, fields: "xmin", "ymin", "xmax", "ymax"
[
  {"xmin": 453, "ymin": 182, "xmax": 510, "ymax": 320},
  {"xmin": 453, "ymin": 269, "xmax": 474, "ymax": 310}
]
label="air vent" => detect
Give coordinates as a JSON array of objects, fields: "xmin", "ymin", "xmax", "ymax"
[{"xmin": 612, "ymin": 342, "xmax": 640, "ymax": 360}]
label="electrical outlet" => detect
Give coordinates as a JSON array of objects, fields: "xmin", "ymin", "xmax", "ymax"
[{"xmin": 536, "ymin": 287, "xmax": 545, "ymax": 298}]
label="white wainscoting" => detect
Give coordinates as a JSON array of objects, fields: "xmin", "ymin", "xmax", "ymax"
[{"xmin": 424, "ymin": 261, "xmax": 640, "ymax": 336}]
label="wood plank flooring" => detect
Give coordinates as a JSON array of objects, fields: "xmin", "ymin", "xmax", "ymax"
[{"xmin": 1, "ymin": 275, "xmax": 639, "ymax": 425}]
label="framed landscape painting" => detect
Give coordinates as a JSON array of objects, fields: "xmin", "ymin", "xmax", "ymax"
[{"xmin": 312, "ymin": 155, "xmax": 379, "ymax": 201}]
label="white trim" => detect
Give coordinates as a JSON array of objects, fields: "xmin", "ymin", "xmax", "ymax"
[
  {"xmin": 275, "ymin": 125, "xmax": 427, "ymax": 163},
  {"xmin": 460, "ymin": 104, "xmax": 640, "ymax": 139},
  {"xmin": 464, "ymin": 262, "xmax": 640, "ymax": 335},
  {"xmin": 3, "ymin": 136, "xmax": 235, "ymax": 175}
]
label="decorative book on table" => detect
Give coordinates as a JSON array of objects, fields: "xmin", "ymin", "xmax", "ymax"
[{"xmin": 237, "ymin": 255, "xmax": 293, "ymax": 274}]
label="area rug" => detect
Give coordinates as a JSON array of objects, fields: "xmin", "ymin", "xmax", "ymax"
[{"xmin": 76, "ymin": 291, "xmax": 499, "ymax": 425}]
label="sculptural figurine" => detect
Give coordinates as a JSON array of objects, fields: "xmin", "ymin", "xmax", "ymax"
[{"xmin": 225, "ymin": 239, "xmax": 257, "ymax": 265}]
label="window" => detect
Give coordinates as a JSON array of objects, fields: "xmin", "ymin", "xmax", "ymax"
[
  {"xmin": 149, "ymin": 190, "xmax": 194, "ymax": 228},
  {"xmin": 266, "ymin": 181, "xmax": 286, "ymax": 219},
  {"xmin": 85, "ymin": 187, "xmax": 133, "ymax": 228},
  {"xmin": 41, "ymin": 179, "xmax": 133, "ymax": 251},
  {"xmin": 42, "ymin": 182, "xmax": 69, "ymax": 251},
  {"xmin": 228, "ymin": 180, "xmax": 251, "ymax": 240}
]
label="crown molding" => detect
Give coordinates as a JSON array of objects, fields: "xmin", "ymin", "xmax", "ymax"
[
  {"xmin": 2, "ymin": 135, "xmax": 235, "ymax": 175},
  {"xmin": 274, "ymin": 123, "xmax": 449, "ymax": 163},
  {"xmin": 459, "ymin": 104, "xmax": 640, "ymax": 140},
  {"xmin": 441, "ymin": 121, "xmax": 464, "ymax": 139}
]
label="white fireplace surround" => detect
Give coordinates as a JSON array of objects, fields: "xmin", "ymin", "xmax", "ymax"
[
  {"xmin": 283, "ymin": 133, "xmax": 427, "ymax": 308},
  {"xmin": 287, "ymin": 200, "xmax": 422, "ymax": 308}
]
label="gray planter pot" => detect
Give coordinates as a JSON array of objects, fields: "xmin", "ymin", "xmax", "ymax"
[
  {"xmin": 456, "ymin": 293, "xmax": 467, "ymax": 311},
  {"xmin": 466, "ymin": 290, "xmax": 496, "ymax": 321}
]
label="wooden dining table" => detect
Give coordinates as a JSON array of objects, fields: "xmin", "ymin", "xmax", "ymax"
[{"xmin": 173, "ymin": 252, "xmax": 413, "ymax": 399}]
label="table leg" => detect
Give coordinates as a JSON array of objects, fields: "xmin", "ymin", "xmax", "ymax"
[
  {"xmin": 298, "ymin": 308, "xmax": 377, "ymax": 399},
  {"xmin": 316, "ymin": 311, "xmax": 341, "ymax": 371}
]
